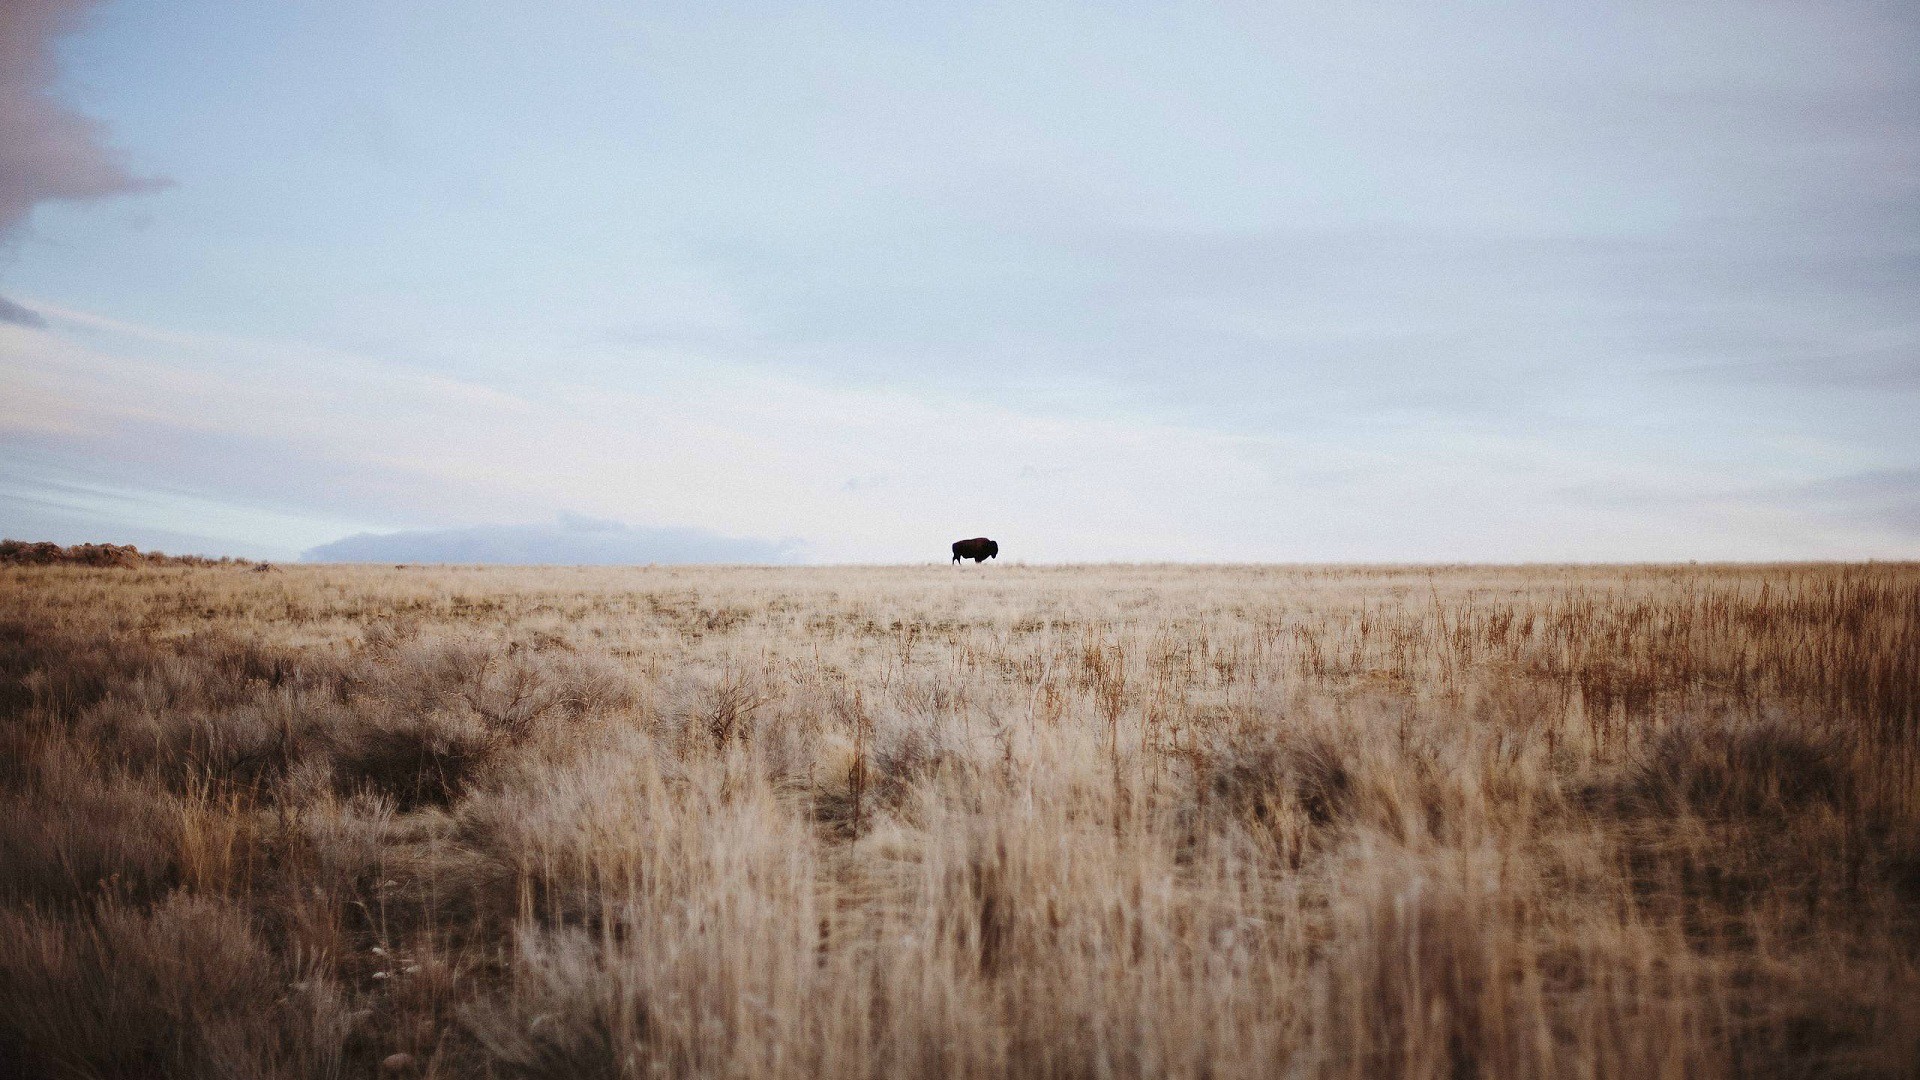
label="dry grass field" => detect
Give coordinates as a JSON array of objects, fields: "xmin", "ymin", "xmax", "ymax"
[{"xmin": 2, "ymin": 562, "xmax": 1917, "ymax": 1078}]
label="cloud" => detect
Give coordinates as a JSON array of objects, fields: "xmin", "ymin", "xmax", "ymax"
[
  {"xmin": 11, "ymin": 303, "xmax": 1917, "ymax": 564},
  {"xmin": 0, "ymin": 495, "xmax": 289, "ymax": 561},
  {"xmin": 0, "ymin": 0, "xmax": 161, "ymax": 237},
  {"xmin": 561, "ymin": 1, "xmax": 1916, "ymax": 457},
  {"xmin": 1, "ymin": 0, "xmax": 1915, "ymax": 563},
  {"xmin": 0, "ymin": 456, "xmax": 361, "ymax": 560},
  {"xmin": 1552, "ymin": 466, "xmax": 1920, "ymax": 546},
  {"xmin": 1785, "ymin": 468, "xmax": 1920, "ymax": 535},
  {"xmin": 302, "ymin": 514, "xmax": 800, "ymax": 565},
  {"xmin": 1664, "ymin": 350, "xmax": 1920, "ymax": 394},
  {"xmin": 0, "ymin": 294, "xmax": 45, "ymax": 327}
]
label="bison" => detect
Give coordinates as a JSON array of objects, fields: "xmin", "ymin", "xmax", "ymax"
[{"xmin": 951, "ymin": 537, "xmax": 998, "ymax": 564}]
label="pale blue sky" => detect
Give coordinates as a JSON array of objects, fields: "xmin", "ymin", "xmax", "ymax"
[{"xmin": 2, "ymin": 0, "xmax": 1916, "ymax": 561}]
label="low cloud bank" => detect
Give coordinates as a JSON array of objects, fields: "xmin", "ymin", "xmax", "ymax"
[{"xmin": 301, "ymin": 514, "xmax": 801, "ymax": 565}]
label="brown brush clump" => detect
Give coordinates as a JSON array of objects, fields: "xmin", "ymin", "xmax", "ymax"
[
  {"xmin": 0, "ymin": 539, "xmax": 253, "ymax": 568},
  {"xmin": 1, "ymin": 561, "xmax": 1916, "ymax": 1077}
]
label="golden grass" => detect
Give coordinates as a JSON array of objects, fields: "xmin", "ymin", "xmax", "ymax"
[{"xmin": 1, "ymin": 561, "xmax": 1916, "ymax": 1078}]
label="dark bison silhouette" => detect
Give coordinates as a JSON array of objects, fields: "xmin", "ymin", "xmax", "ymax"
[{"xmin": 951, "ymin": 537, "xmax": 998, "ymax": 564}]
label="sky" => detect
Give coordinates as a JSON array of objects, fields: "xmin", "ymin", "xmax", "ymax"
[{"xmin": 1, "ymin": 0, "xmax": 1916, "ymax": 563}]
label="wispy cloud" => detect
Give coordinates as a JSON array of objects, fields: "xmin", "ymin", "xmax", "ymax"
[
  {"xmin": 0, "ymin": 460, "xmax": 347, "ymax": 560},
  {"xmin": 0, "ymin": 309, "xmax": 1288, "ymax": 561},
  {"xmin": 0, "ymin": 294, "xmax": 45, "ymax": 328},
  {"xmin": 1785, "ymin": 468, "xmax": 1920, "ymax": 535},
  {"xmin": 0, "ymin": 0, "xmax": 160, "ymax": 233},
  {"xmin": 5, "ymin": 306, "xmax": 1918, "ymax": 562},
  {"xmin": 1, "ymin": 1, "xmax": 164, "ymax": 325}
]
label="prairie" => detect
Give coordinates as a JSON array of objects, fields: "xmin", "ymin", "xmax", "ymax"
[{"xmin": 1, "ymin": 561, "xmax": 1916, "ymax": 1078}]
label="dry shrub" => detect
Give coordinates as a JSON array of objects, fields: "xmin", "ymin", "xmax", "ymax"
[
  {"xmin": 650, "ymin": 666, "xmax": 781, "ymax": 757},
  {"xmin": 460, "ymin": 932, "xmax": 637, "ymax": 1080},
  {"xmin": 5, "ymin": 624, "xmax": 350, "ymax": 798},
  {"xmin": 0, "ymin": 743, "xmax": 182, "ymax": 907},
  {"xmin": 1314, "ymin": 851, "xmax": 1727, "ymax": 1080},
  {"xmin": 890, "ymin": 796, "xmax": 1305, "ymax": 1080},
  {"xmin": 333, "ymin": 710, "xmax": 499, "ymax": 810},
  {"xmin": 1609, "ymin": 718, "xmax": 1851, "ymax": 821},
  {"xmin": 0, "ymin": 540, "xmax": 240, "ymax": 568},
  {"xmin": 1199, "ymin": 707, "xmax": 1508, "ymax": 863},
  {"xmin": 455, "ymin": 731, "xmax": 664, "ymax": 930},
  {"xmin": 77, "ymin": 691, "xmax": 311, "ymax": 794},
  {"xmin": 0, "ymin": 895, "xmax": 348, "ymax": 1079},
  {"xmin": 463, "ymin": 748, "xmax": 819, "ymax": 1079},
  {"xmin": 0, "ymin": 619, "xmax": 156, "ymax": 719},
  {"xmin": 868, "ymin": 706, "xmax": 960, "ymax": 815},
  {"xmin": 1206, "ymin": 724, "xmax": 1354, "ymax": 829},
  {"xmin": 701, "ymin": 666, "xmax": 777, "ymax": 747},
  {"xmin": 359, "ymin": 634, "xmax": 627, "ymax": 739},
  {"xmin": 291, "ymin": 790, "xmax": 398, "ymax": 905},
  {"xmin": 328, "ymin": 635, "xmax": 627, "ymax": 809}
]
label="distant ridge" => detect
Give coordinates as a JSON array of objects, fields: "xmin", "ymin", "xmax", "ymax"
[{"xmin": 302, "ymin": 515, "xmax": 800, "ymax": 565}]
